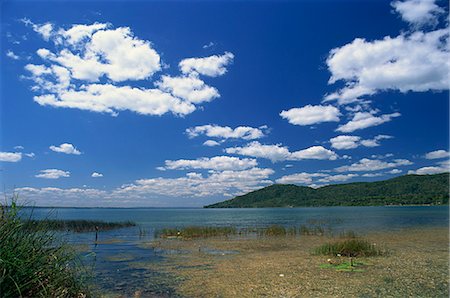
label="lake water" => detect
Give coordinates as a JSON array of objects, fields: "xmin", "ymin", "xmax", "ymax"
[{"xmin": 27, "ymin": 206, "xmax": 449, "ymax": 296}]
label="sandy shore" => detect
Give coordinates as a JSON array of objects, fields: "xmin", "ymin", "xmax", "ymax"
[{"xmin": 134, "ymin": 227, "xmax": 449, "ymax": 297}]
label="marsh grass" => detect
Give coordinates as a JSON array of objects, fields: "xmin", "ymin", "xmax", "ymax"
[
  {"xmin": 0, "ymin": 199, "xmax": 92, "ymax": 297},
  {"xmin": 156, "ymin": 226, "xmax": 238, "ymax": 239},
  {"xmin": 313, "ymin": 238, "xmax": 384, "ymax": 257},
  {"xmin": 23, "ymin": 219, "xmax": 136, "ymax": 233},
  {"xmin": 156, "ymin": 224, "xmax": 330, "ymax": 239}
]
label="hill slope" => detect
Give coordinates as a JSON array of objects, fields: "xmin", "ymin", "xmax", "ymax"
[{"xmin": 204, "ymin": 173, "xmax": 449, "ymax": 208}]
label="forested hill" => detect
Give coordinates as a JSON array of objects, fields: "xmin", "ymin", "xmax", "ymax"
[{"xmin": 204, "ymin": 173, "xmax": 449, "ymax": 208}]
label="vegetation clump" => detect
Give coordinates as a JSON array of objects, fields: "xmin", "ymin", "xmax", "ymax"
[
  {"xmin": 0, "ymin": 199, "xmax": 92, "ymax": 297},
  {"xmin": 23, "ymin": 219, "xmax": 136, "ymax": 233},
  {"xmin": 313, "ymin": 238, "xmax": 384, "ymax": 257},
  {"xmin": 156, "ymin": 226, "xmax": 237, "ymax": 239}
]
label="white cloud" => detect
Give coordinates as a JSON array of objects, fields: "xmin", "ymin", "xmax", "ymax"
[
  {"xmin": 49, "ymin": 143, "xmax": 81, "ymax": 155},
  {"xmin": 408, "ymin": 166, "xmax": 448, "ymax": 175},
  {"xmin": 225, "ymin": 141, "xmax": 337, "ymax": 162},
  {"xmin": 360, "ymin": 135, "xmax": 394, "ymax": 147},
  {"xmin": 336, "ymin": 158, "xmax": 413, "ymax": 172},
  {"xmin": 179, "ymin": 52, "xmax": 234, "ymax": 77},
  {"xmin": 14, "ymin": 146, "xmax": 24, "ymax": 150},
  {"xmin": 114, "ymin": 167, "xmax": 274, "ymax": 199},
  {"xmin": 6, "ymin": 50, "xmax": 19, "ymax": 60},
  {"xmin": 32, "ymin": 23, "xmax": 54, "ymax": 41},
  {"xmin": 330, "ymin": 135, "xmax": 361, "ymax": 150},
  {"xmin": 186, "ymin": 124, "xmax": 267, "ymax": 140},
  {"xmin": 290, "ymin": 146, "xmax": 338, "ymax": 161},
  {"xmin": 0, "ymin": 152, "xmax": 22, "ymax": 162},
  {"xmin": 276, "ymin": 172, "xmax": 328, "ymax": 184},
  {"xmin": 203, "ymin": 42, "xmax": 215, "ymax": 49},
  {"xmin": 162, "ymin": 156, "xmax": 258, "ymax": 171},
  {"xmin": 280, "ymin": 105, "xmax": 340, "ymax": 126},
  {"xmin": 330, "ymin": 134, "xmax": 393, "ymax": 150},
  {"xmin": 325, "ymin": 28, "xmax": 449, "ymax": 105},
  {"xmin": 318, "ymin": 173, "xmax": 358, "ymax": 183},
  {"xmin": 387, "ymin": 169, "xmax": 403, "ymax": 174},
  {"xmin": 362, "ymin": 173, "xmax": 384, "ymax": 177},
  {"xmin": 155, "ymin": 75, "xmax": 219, "ymax": 104},
  {"xmin": 35, "ymin": 169, "xmax": 70, "ymax": 179},
  {"xmin": 203, "ymin": 140, "xmax": 221, "ymax": 147},
  {"xmin": 24, "ymin": 22, "xmax": 232, "ymax": 117},
  {"xmin": 226, "ymin": 142, "xmax": 291, "ymax": 162},
  {"xmin": 275, "ymin": 172, "xmax": 357, "ymax": 185},
  {"xmin": 91, "ymin": 172, "xmax": 103, "ymax": 177},
  {"xmin": 336, "ymin": 112, "xmax": 400, "ymax": 133},
  {"xmin": 425, "ymin": 149, "xmax": 449, "ymax": 159},
  {"xmin": 392, "ymin": 0, "xmax": 444, "ymax": 27}
]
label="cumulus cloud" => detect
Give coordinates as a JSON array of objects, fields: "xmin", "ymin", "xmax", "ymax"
[
  {"xmin": 280, "ymin": 105, "xmax": 340, "ymax": 126},
  {"xmin": 336, "ymin": 112, "xmax": 400, "ymax": 133},
  {"xmin": 408, "ymin": 166, "xmax": 448, "ymax": 175},
  {"xmin": 114, "ymin": 167, "xmax": 274, "ymax": 199},
  {"xmin": 186, "ymin": 124, "xmax": 267, "ymax": 140},
  {"xmin": 275, "ymin": 172, "xmax": 328, "ymax": 184},
  {"xmin": 49, "ymin": 143, "xmax": 81, "ymax": 155},
  {"xmin": 155, "ymin": 75, "xmax": 219, "ymax": 104},
  {"xmin": 6, "ymin": 50, "xmax": 19, "ymax": 60},
  {"xmin": 0, "ymin": 152, "xmax": 22, "ymax": 162},
  {"xmin": 275, "ymin": 172, "xmax": 357, "ymax": 185},
  {"xmin": 329, "ymin": 135, "xmax": 393, "ymax": 150},
  {"xmin": 335, "ymin": 158, "xmax": 413, "ymax": 172},
  {"xmin": 24, "ymin": 22, "xmax": 233, "ymax": 117},
  {"xmin": 179, "ymin": 52, "xmax": 234, "ymax": 77},
  {"xmin": 387, "ymin": 169, "xmax": 403, "ymax": 174},
  {"xmin": 392, "ymin": 0, "xmax": 444, "ymax": 27},
  {"xmin": 325, "ymin": 27, "xmax": 449, "ymax": 105},
  {"xmin": 330, "ymin": 135, "xmax": 361, "ymax": 150},
  {"xmin": 225, "ymin": 141, "xmax": 337, "ymax": 162},
  {"xmin": 35, "ymin": 169, "xmax": 70, "ymax": 179},
  {"xmin": 425, "ymin": 149, "xmax": 449, "ymax": 159},
  {"xmin": 91, "ymin": 172, "xmax": 103, "ymax": 177},
  {"xmin": 162, "ymin": 156, "xmax": 258, "ymax": 171},
  {"xmin": 203, "ymin": 140, "xmax": 221, "ymax": 147}
]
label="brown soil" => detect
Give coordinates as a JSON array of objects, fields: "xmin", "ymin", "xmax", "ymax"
[{"xmin": 136, "ymin": 227, "xmax": 449, "ymax": 298}]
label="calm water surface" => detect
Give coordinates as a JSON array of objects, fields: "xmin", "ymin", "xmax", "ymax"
[{"xmin": 27, "ymin": 206, "xmax": 449, "ymax": 296}]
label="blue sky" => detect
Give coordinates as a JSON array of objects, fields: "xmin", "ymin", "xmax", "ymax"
[{"xmin": 1, "ymin": 0, "xmax": 449, "ymax": 207}]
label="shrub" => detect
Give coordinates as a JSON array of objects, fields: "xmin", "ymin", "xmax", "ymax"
[{"xmin": 313, "ymin": 238, "xmax": 384, "ymax": 257}]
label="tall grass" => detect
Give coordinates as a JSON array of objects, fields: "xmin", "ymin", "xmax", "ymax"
[
  {"xmin": 23, "ymin": 219, "xmax": 135, "ymax": 233},
  {"xmin": 313, "ymin": 238, "xmax": 384, "ymax": 257},
  {"xmin": 156, "ymin": 226, "xmax": 237, "ymax": 239},
  {"xmin": 0, "ymin": 198, "xmax": 92, "ymax": 297}
]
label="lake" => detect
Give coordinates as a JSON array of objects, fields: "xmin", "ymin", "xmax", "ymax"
[{"xmin": 27, "ymin": 206, "xmax": 449, "ymax": 296}]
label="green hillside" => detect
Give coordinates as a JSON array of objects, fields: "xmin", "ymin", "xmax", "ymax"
[{"xmin": 204, "ymin": 173, "xmax": 449, "ymax": 208}]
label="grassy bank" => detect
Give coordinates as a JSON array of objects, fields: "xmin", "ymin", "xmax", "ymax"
[{"xmin": 0, "ymin": 200, "xmax": 93, "ymax": 297}]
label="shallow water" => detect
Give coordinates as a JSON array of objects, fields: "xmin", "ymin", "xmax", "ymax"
[{"xmin": 26, "ymin": 206, "xmax": 449, "ymax": 296}]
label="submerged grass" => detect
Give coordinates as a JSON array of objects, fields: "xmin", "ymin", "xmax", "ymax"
[
  {"xmin": 313, "ymin": 238, "xmax": 385, "ymax": 257},
  {"xmin": 23, "ymin": 219, "xmax": 136, "ymax": 233},
  {"xmin": 0, "ymin": 198, "xmax": 93, "ymax": 297}
]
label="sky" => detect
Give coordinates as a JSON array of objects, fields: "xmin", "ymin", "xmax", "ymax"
[{"xmin": 0, "ymin": 0, "xmax": 449, "ymax": 207}]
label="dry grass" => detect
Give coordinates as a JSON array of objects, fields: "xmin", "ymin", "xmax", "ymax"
[{"xmin": 137, "ymin": 227, "xmax": 449, "ymax": 297}]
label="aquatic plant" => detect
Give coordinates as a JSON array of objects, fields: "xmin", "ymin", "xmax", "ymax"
[
  {"xmin": 156, "ymin": 226, "xmax": 237, "ymax": 239},
  {"xmin": 313, "ymin": 238, "xmax": 384, "ymax": 257},
  {"xmin": 0, "ymin": 197, "xmax": 92, "ymax": 297},
  {"xmin": 23, "ymin": 219, "xmax": 136, "ymax": 233}
]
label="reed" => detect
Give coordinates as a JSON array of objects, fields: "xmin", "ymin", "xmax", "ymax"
[{"xmin": 0, "ymin": 198, "xmax": 92, "ymax": 297}]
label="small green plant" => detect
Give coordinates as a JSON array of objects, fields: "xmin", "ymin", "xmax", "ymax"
[
  {"xmin": 313, "ymin": 238, "xmax": 384, "ymax": 257},
  {"xmin": 319, "ymin": 261, "xmax": 366, "ymax": 272},
  {"xmin": 0, "ymin": 196, "xmax": 93, "ymax": 297}
]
